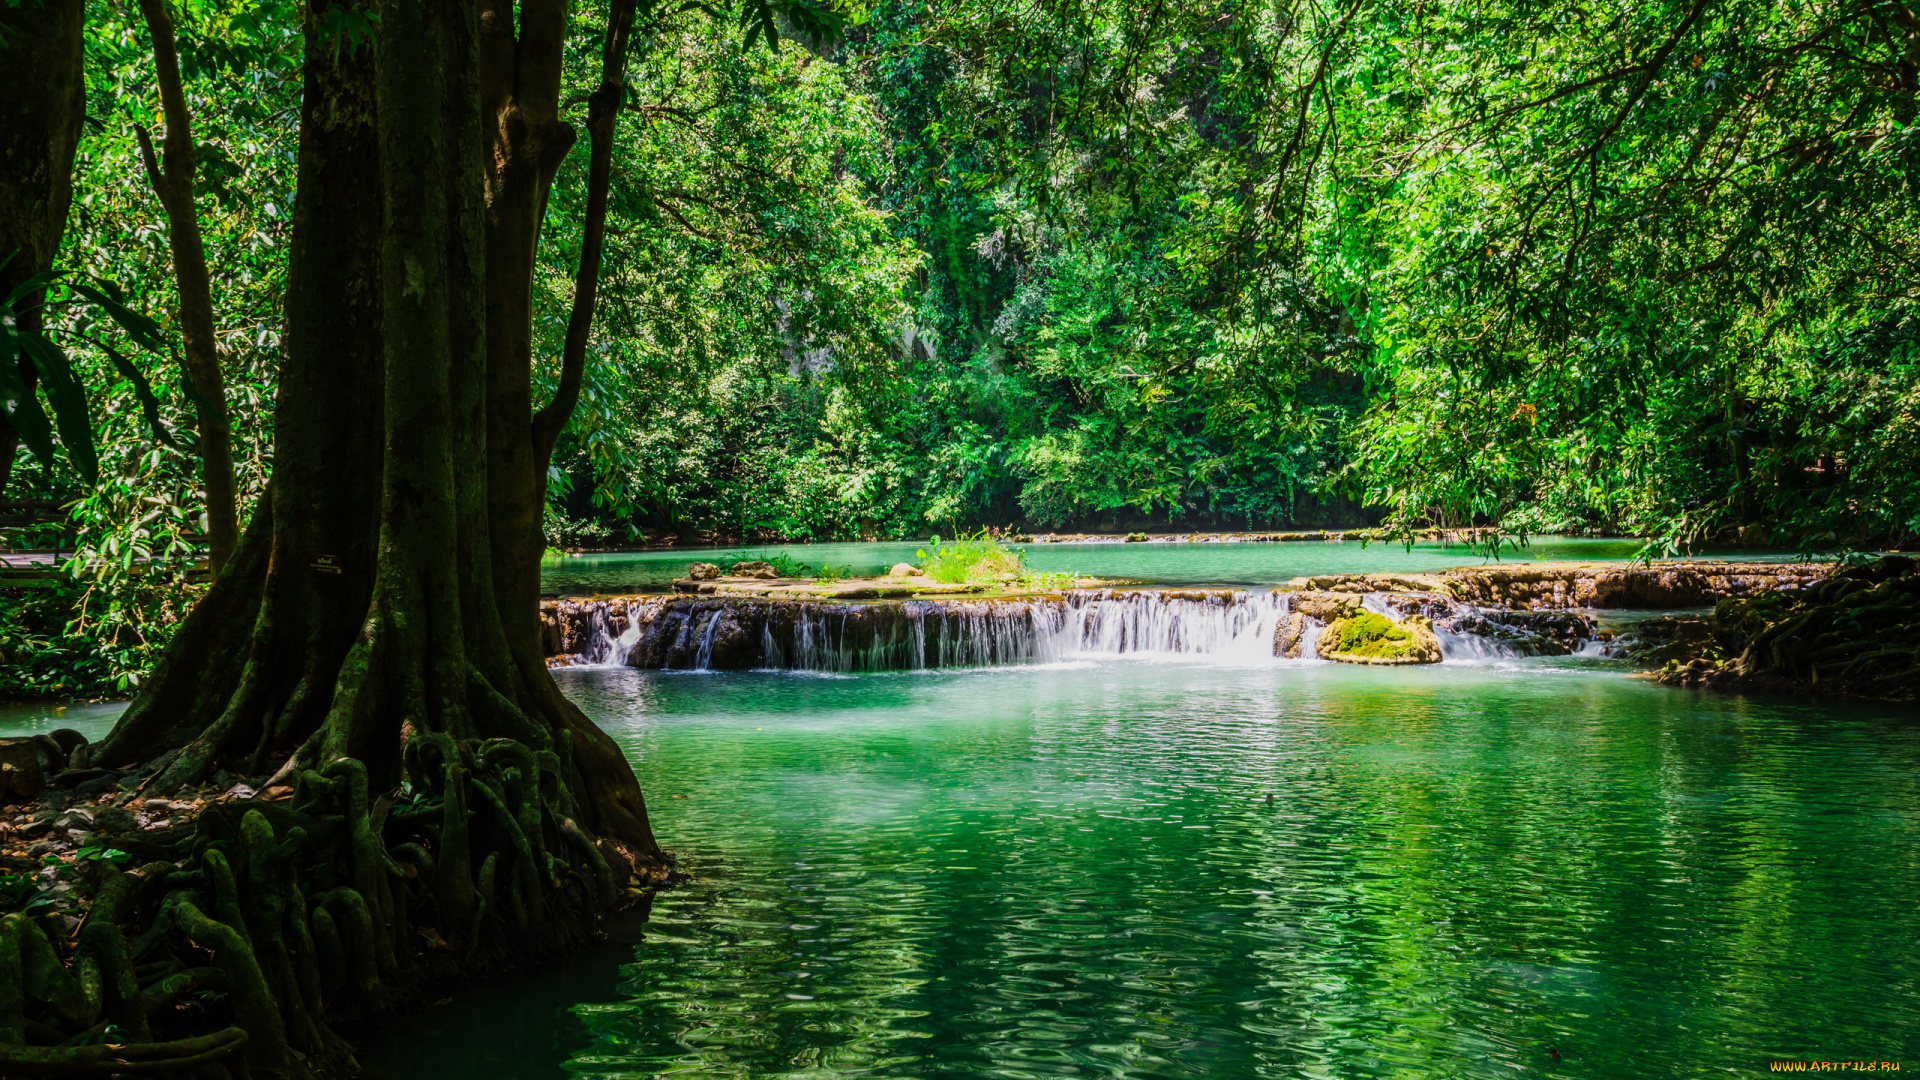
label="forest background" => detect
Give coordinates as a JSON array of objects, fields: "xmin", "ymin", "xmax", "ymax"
[{"xmin": 4, "ymin": 0, "xmax": 1918, "ymax": 698}]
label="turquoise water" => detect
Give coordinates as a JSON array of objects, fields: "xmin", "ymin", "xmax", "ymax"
[
  {"xmin": 368, "ymin": 657, "xmax": 1919, "ymax": 1078},
  {"xmin": 539, "ymin": 537, "xmax": 1792, "ymax": 595},
  {"xmin": 11, "ymin": 553, "xmax": 1915, "ymax": 1079},
  {"xmin": 0, "ymin": 699, "xmax": 127, "ymax": 738}
]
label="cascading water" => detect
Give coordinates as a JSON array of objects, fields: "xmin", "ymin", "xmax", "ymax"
[
  {"xmin": 576, "ymin": 601, "xmax": 645, "ymax": 665},
  {"xmin": 545, "ymin": 588, "xmax": 1605, "ymax": 672},
  {"xmin": 761, "ymin": 590, "xmax": 1295, "ymax": 673},
  {"xmin": 1432, "ymin": 624, "xmax": 1527, "ymax": 661}
]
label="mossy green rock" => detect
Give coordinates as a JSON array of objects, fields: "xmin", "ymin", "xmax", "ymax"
[{"xmin": 1317, "ymin": 611, "xmax": 1442, "ymax": 665}]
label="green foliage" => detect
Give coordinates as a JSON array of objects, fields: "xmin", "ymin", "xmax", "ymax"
[
  {"xmin": 0, "ymin": 583, "xmax": 111, "ymax": 699},
  {"xmin": 73, "ymin": 845, "xmax": 133, "ymax": 866},
  {"xmin": 0, "ymin": 264, "xmax": 175, "ymax": 485},
  {"xmin": 915, "ymin": 532, "xmax": 1023, "ymax": 585},
  {"xmin": 0, "ymin": 872, "xmax": 60, "ymax": 916},
  {"xmin": 750, "ymin": 553, "xmax": 811, "ymax": 578},
  {"xmin": 12, "ymin": 0, "xmax": 1920, "ymax": 699},
  {"xmin": 0, "ymin": 570, "xmax": 196, "ymax": 700}
]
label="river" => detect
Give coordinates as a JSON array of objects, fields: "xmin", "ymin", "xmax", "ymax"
[{"xmin": 5, "ymin": 542, "xmax": 1914, "ymax": 1076}]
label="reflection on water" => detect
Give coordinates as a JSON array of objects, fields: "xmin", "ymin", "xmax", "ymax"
[
  {"xmin": 540, "ymin": 537, "xmax": 1792, "ymax": 595},
  {"xmin": 376, "ymin": 658, "xmax": 1920, "ymax": 1078},
  {"xmin": 0, "ymin": 699, "xmax": 126, "ymax": 740}
]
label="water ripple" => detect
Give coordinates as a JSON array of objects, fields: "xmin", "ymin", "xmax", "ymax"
[{"xmin": 370, "ymin": 659, "xmax": 1920, "ymax": 1079}]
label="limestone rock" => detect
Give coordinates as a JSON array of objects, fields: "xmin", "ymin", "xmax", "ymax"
[
  {"xmin": 1273, "ymin": 612, "xmax": 1320, "ymax": 658},
  {"xmin": 1441, "ymin": 561, "xmax": 1827, "ymax": 609},
  {"xmin": 688, "ymin": 562, "xmax": 721, "ymax": 581},
  {"xmin": 1286, "ymin": 591, "xmax": 1361, "ymax": 622},
  {"xmin": 729, "ymin": 560, "xmax": 780, "ymax": 579},
  {"xmin": 888, "ymin": 562, "xmax": 923, "ymax": 577},
  {"xmin": 0, "ymin": 735, "xmax": 65, "ymax": 805}
]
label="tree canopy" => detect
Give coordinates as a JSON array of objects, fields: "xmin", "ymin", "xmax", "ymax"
[{"xmin": 3, "ymin": 0, "xmax": 1917, "ymax": 697}]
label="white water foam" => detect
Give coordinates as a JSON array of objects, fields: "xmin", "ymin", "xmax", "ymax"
[{"xmin": 557, "ymin": 589, "xmax": 1598, "ymax": 672}]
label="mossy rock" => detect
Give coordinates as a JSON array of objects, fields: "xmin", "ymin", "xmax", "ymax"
[{"xmin": 1317, "ymin": 611, "xmax": 1441, "ymax": 665}]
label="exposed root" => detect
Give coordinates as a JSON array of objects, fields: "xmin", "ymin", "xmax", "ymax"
[
  {"xmin": 1649, "ymin": 555, "xmax": 1920, "ymax": 700},
  {"xmin": 0, "ymin": 729, "xmax": 671, "ymax": 1078}
]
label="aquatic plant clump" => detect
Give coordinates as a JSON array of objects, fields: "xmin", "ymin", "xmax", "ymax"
[{"xmin": 916, "ymin": 533, "xmax": 1032, "ymax": 585}]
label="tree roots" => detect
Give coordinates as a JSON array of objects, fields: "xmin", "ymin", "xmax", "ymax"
[
  {"xmin": 1, "ymin": 730, "xmax": 663, "ymax": 1078},
  {"xmin": 1651, "ymin": 555, "xmax": 1920, "ymax": 699}
]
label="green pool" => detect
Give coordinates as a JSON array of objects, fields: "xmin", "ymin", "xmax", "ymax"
[
  {"xmin": 363, "ymin": 655, "xmax": 1919, "ymax": 1078},
  {"xmin": 538, "ymin": 537, "xmax": 1793, "ymax": 595}
]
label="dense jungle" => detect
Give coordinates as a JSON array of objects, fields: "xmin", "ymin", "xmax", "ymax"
[
  {"xmin": 1, "ymin": 0, "xmax": 1919, "ymax": 1077},
  {"xmin": 5, "ymin": 0, "xmax": 1918, "ymax": 698}
]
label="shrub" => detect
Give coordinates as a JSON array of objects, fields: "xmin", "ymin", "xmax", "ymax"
[{"xmin": 916, "ymin": 532, "xmax": 1025, "ymax": 584}]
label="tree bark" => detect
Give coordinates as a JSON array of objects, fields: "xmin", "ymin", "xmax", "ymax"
[
  {"xmin": 477, "ymin": 0, "xmax": 578, "ymax": 690},
  {"xmin": 93, "ymin": 0, "xmax": 663, "ymax": 866},
  {"xmin": 134, "ymin": 0, "xmax": 240, "ymax": 576},
  {"xmin": 0, "ymin": 0, "xmax": 83, "ymax": 501}
]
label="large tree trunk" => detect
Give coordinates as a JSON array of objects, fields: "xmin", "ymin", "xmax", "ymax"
[
  {"xmin": 0, "ymin": 0, "xmax": 84, "ymax": 499},
  {"xmin": 92, "ymin": 0, "xmax": 663, "ymax": 864}
]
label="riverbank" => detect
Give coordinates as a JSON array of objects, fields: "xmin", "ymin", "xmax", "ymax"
[
  {"xmin": 1646, "ymin": 555, "xmax": 1919, "ymax": 701},
  {"xmin": 0, "ymin": 728, "xmax": 669, "ymax": 1079}
]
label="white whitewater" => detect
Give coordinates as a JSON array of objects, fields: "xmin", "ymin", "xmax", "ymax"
[
  {"xmin": 769, "ymin": 590, "xmax": 1296, "ymax": 672},
  {"xmin": 555, "ymin": 589, "xmax": 1593, "ymax": 672},
  {"xmin": 1036, "ymin": 589, "xmax": 1292, "ymax": 663}
]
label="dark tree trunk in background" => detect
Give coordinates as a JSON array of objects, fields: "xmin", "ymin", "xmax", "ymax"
[
  {"xmin": 135, "ymin": 0, "xmax": 241, "ymax": 575},
  {"xmin": 478, "ymin": 0, "xmax": 578, "ymax": 690},
  {"xmin": 533, "ymin": 0, "xmax": 638, "ymax": 470},
  {"xmin": 93, "ymin": 0, "xmax": 664, "ymax": 866},
  {"xmin": 0, "ymin": 0, "xmax": 84, "ymax": 499}
]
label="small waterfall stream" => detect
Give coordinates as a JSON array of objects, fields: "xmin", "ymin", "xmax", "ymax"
[
  {"xmin": 763, "ymin": 590, "xmax": 1294, "ymax": 672},
  {"xmin": 548, "ymin": 588, "xmax": 1604, "ymax": 672}
]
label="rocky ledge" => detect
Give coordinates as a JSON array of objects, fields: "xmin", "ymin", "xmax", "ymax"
[
  {"xmin": 541, "ymin": 560, "xmax": 1839, "ymax": 672},
  {"xmin": 667, "ymin": 560, "xmax": 1104, "ymax": 601},
  {"xmin": 1286, "ymin": 560, "xmax": 1831, "ymax": 609}
]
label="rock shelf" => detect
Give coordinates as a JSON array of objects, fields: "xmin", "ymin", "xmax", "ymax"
[
  {"xmin": 1286, "ymin": 560, "xmax": 1830, "ymax": 609},
  {"xmin": 542, "ymin": 560, "xmax": 1839, "ymax": 672}
]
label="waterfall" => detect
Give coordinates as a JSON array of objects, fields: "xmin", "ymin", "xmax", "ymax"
[
  {"xmin": 546, "ymin": 597, "xmax": 658, "ymax": 668},
  {"xmin": 753, "ymin": 589, "xmax": 1292, "ymax": 673},
  {"xmin": 1298, "ymin": 617, "xmax": 1327, "ymax": 659},
  {"xmin": 545, "ymin": 587, "xmax": 1603, "ymax": 672},
  {"xmin": 1432, "ymin": 624, "xmax": 1526, "ymax": 661},
  {"xmin": 1042, "ymin": 589, "xmax": 1290, "ymax": 662}
]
